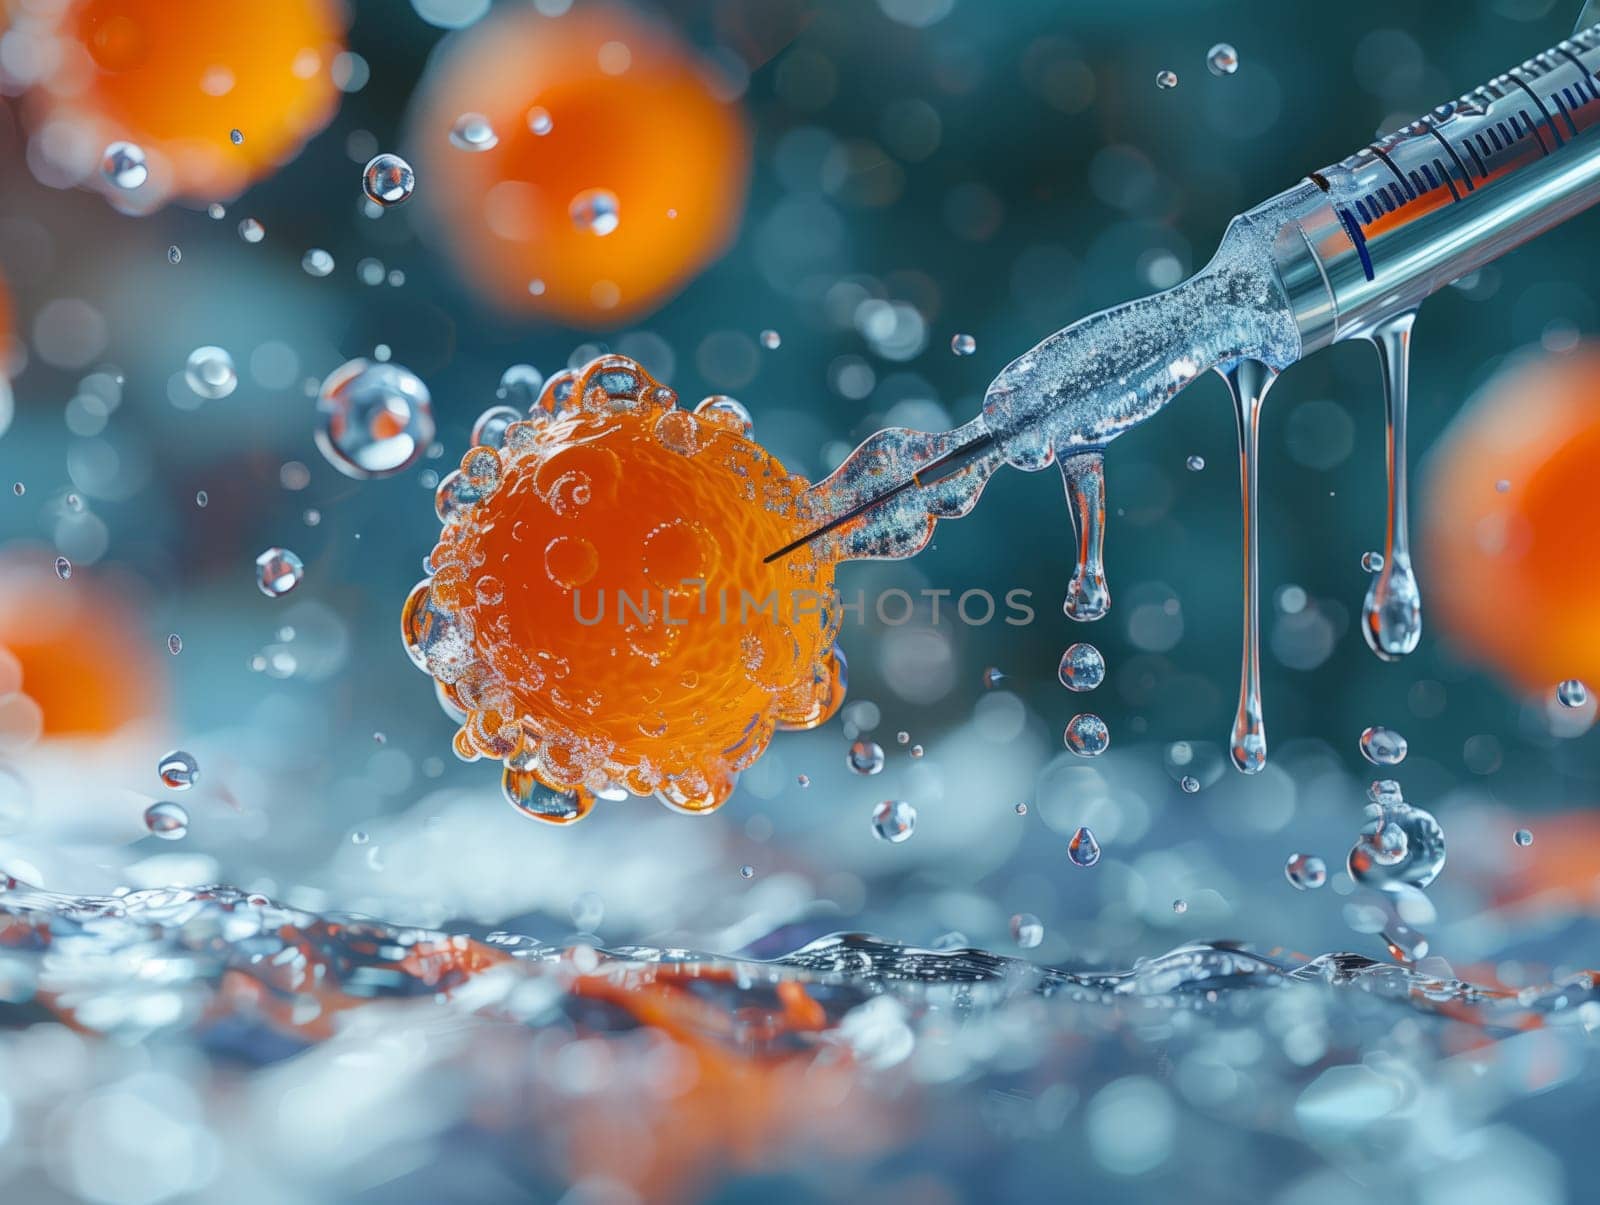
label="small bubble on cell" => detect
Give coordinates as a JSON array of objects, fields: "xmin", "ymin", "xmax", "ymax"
[
  {"xmin": 157, "ymin": 750, "xmax": 199, "ymax": 790},
  {"xmin": 54, "ymin": 556, "xmax": 71, "ymax": 580},
  {"xmin": 496, "ymin": 364, "xmax": 545, "ymax": 408},
  {"xmin": 526, "ymin": 106, "xmax": 553, "ymax": 135},
  {"xmin": 100, "ymin": 140, "xmax": 148, "ymax": 189},
  {"xmin": 449, "ymin": 112, "xmax": 498, "ymax": 151},
  {"xmin": 951, "ymin": 333, "xmax": 976, "ymax": 356},
  {"xmin": 570, "ymin": 188, "xmax": 620, "ymax": 236},
  {"xmin": 871, "ymin": 799, "xmax": 917, "ymax": 843},
  {"xmin": 144, "ymin": 801, "xmax": 189, "ymax": 840}
]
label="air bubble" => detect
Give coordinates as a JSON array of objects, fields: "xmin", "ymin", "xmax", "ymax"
[
  {"xmin": 363, "ymin": 153, "xmax": 415, "ymax": 205},
  {"xmin": 760, "ymin": 329, "xmax": 781, "ymax": 350},
  {"xmin": 871, "ymin": 799, "xmax": 917, "ymax": 843},
  {"xmin": 570, "ymin": 188, "xmax": 620, "ymax": 236},
  {"xmin": 1514, "ymin": 828, "xmax": 1533, "ymax": 847},
  {"xmin": 1359, "ymin": 725, "xmax": 1407, "ymax": 765},
  {"xmin": 255, "ymin": 547, "xmax": 305, "ymax": 597},
  {"xmin": 1186, "ymin": 454, "xmax": 1204, "ymax": 471},
  {"xmin": 1010, "ymin": 913, "xmax": 1043, "ymax": 948},
  {"xmin": 229, "ymin": 128, "xmax": 244, "ymax": 145},
  {"xmin": 185, "ymin": 347, "xmax": 238, "ymax": 400},
  {"xmin": 1361, "ymin": 550, "xmax": 1384, "ymax": 573},
  {"xmin": 144, "ymin": 801, "xmax": 189, "ymax": 840},
  {"xmin": 1172, "ymin": 898, "xmax": 1188, "ymax": 914},
  {"xmin": 101, "ymin": 141, "xmax": 148, "ymax": 189},
  {"xmin": 195, "ymin": 491, "xmax": 208, "ymax": 508},
  {"xmin": 315, "ymin": 359, "xmax": 435, "ymax": 479},
  {"xmin": 54, "ymin": 556, "xmax": 71, "ymax": 580},
  {"xmin": 302, "ymin": 249, "xmax": 335, "ymax": 277},
  {"xmin": 739, "ymin": 864, "xmax": 754, "ymax": 879},
  {"xmin": 847, "ymin": 739, "xmax": 885, "ymax": 775},
  {"xmin": 1180, "ymin": 775, "xmax": 1200, "ymax": 794},
  {"xmin": 1156, "ymin": 69, "xmax": 1179, "ymax": 89},
  {"xmin": 1557, "ymin": 679, "xmax": 1588, "ymax": 708},
  {"xmin": 1064, "ymin": 713, "xmax": 1109, "ymax": 756},
  {"xmin": 1206, "ymin": 43, "xmax": 1239, "ymax": 76},
  {"xmin": 1284, "ymin": 853, "xmax": 1326, "ymax": 890},
  {"xmin": 471, "ymin": 405, "xmax": 523, "ymax": 449},
  {"xmin": 238, "ymin": 217, "xmax": 265, "ymax": 243},
  {"xmin": 1068, "ymin": 825, "xmax": 1101, "ymax": 867},
  {"xmin": 449, "ymin": 113, "xmax": 498, "ymax": 151},
  {"xmin": 157, "ymin": 750, "xmax": 199, "ymax": 791},
  {"xmin": 1057, "ymin": 642, "xmax": 1105, "ymax": 691},
  {"xmin": 496, "ymin": 364, "xmax": 545, "ymax": 409},
  {"xmin": 526, "ymin": 107, "xmax": 553, "ymax": 135},
  {"xmin": 951, "ymin": 333, "xmax": 976, "ymax": 356},
  {"xmin": 167, "ymin": 634, "xmax": 183, "ymax": 655},
  {"xmin": 167, "ymin": 245, "xmax": 182, "ymax": 265}
]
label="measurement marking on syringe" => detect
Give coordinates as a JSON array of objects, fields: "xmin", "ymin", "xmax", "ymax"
[
  {"xmin": 1552, "ymin": 92, "xmax": 1581, "ymax": 138},
  {"xmin": 1505, "ymin": 72, "xmax": 1563, "ymax": 148},
  {"xmin": 1333, "ymin": 207, "xmax": 1376, "ymax": 281},
  {"xmin": 1425, "ymin": 127, "xmax": 1474, "ymax": 192}
]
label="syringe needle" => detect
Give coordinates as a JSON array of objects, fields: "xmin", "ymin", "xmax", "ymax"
[{"xmin": 763, "ymin": 430, "xmax": 998, "ymax": 563}]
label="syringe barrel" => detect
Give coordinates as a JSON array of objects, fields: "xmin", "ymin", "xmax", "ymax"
[{"xmin": 1273, "ymin": 25, "xmax": 1600, "ymax": 349}]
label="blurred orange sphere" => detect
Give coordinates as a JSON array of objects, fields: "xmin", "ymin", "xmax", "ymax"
[
  {"xmin": 0, "ymin": 556, "xmax": 165, "ymax": 738},
  {"xmin": 409, "ymin": 3, "xmax": 750, "ymax": 326},
  {"xmin": 24, "ymin": 0, "xmax": 346, "ymax": 204},
  {"xmin": 1421, "ymin": 345, "xmax": 1600, "ymax": 692}
]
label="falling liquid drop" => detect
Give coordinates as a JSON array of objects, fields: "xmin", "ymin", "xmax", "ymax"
[
  {"xmin": 569, "ymin": 188, "xmax": 620, "ymax": 236},
  {"xmin": 100, "ymin": 141, "xmax": 147, "ymax": 189},
  {"xmin": 255, "ymin": 547, "xmax": 305, "ymax": 597},
  {"xmin": 449, "ymin": 113, "xmax": 498, "ymax": 151},
  {"xmin": 1359, "ymin": 724, "xmax": 1408, "ymax": 765},
  {"xmin": 1156, "ymin": 69, "xmax": 1179, "ymax": 89},
  {"xmin": 185, "ymin": 347, "xmax": 238, "ymax": 400},
  {"xmin": 1060, "ymin": 449, "xmax": 1110, "ymax": 621},
  {"xmin": 1057, "ymin": 642, "xmax": 1105, "ymax": 691},
  {"xmin": 1349, "ymin": 800, "xmax": 1446, "ymax": 891},
  {"xmin": 1010, "ymin": 913, "xmax": 1043, "ymax": 948},
  {"xmin": 1064, "ymin": 713, "xmax": 1109, "ymax": 757},
  {"xmin": 951, "ymin": 333, "xmax": 977, "ymax": 356},
  {"xmin": 157, "ymin": 750, "xmax": 199, "ymax": 791},
  {"xmin": 871, "ymin": 799, "xmax": 917, "ymax": 843},
  {"xmin": 1557, "ymin": 679, "xmax": 1588, "ymax": 708},
  {"xmin": 363, "ymin": 153, "xmax": 415, "ymax": 205},
  {"xmin": 847, "ymin": 739, "xmax": 885, "ymax": 775},
  {"xmin": 143, "ymin": 802, "xmax": 189, "ymax": 840},
  {"xmin": 1068, "ymin": 825, "xmax": 1101, "ymax": 867},
  {"xmin": 1362, "ymin": 314, "xmax": 1423, "ymax": 661},
  {"xmin": 1219, "ymin": 359, "xmax": 1277, "ymax": 774},
  {"xmin": 53, "ymin": 556, "xmax": 71, "ymax": 581},
  {"xmin": 1284, "ymin": 853, "xmax": 1327, "ymax": 890},
  {"xmin": 1206, "ymin": 43, "xmax": 1239, "ymax": 76}
]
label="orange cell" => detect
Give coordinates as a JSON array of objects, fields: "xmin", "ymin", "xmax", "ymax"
[
  {"xmin": 408, "ymin": 3, "xmax": 750, "ymax": 326},
  {"xmin": 21, "ymin": 0, "xmax": 346, "ymax": 204},
  {"xmin": 0, "ymin": 555, "xmax": 166, "ymax": 738},
  {"xmin": 1420, "ymin": 345, "xmax": 1600, "ymax": 693},
  {"xmin": 403, "ymin": 356, "xmax": 842, "ymax": 822}
]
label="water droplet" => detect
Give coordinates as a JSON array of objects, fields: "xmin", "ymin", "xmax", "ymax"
[
  {"xmin": 951, "ymin": 333, "xmax": 976, "ymax": 356},
  {"xmin": 760, "ymin": 329, "xmax": 781, "ymax": 350},
  {"xmin": 1014, "ymin": 802, "xmax": 1028, "ymax": 815},
  {"xmin": 449, "ymin": 112, "xmax": 498, "ymax": 151},
  {"xmin": 982, "ymin": 666, "xmax": 1005, "ymax": 689},
  {"xmin": 157, "ymin": 750, "xmax": 199, "ymax": 790},
  {"xmin": 255, "ymin": 547, "xmax": 305, "ymax": 597},
  {"xmin": 1358, "ymin": 725, "xmax": 1408, "ymax": 766},
  {"xmin": 167, "ymin": 245, "xmax": 181, "ymax": 265},
  {"xmin": 229, "ymin": 127, "xmax": 244, "ymax": 145},
  {"xmin": 1068, "ymin": 825, "xmax": 1101, "ymax": 867},
  {"xmin": 184, "ymin": 346, "xmax": 238, "ymax": 400},
  {"xmin": 1057, "ymin": 642, "xmax": 1105, "ymax": 691},
  {"xmin": 847, "ymin": 739, "xmax": 885, "ymax": 775},
  {"xmin": 100, "ymin": 141, "xmax": 148, "ymax": 189},
  {"xmin": 1010, "ymin": 913, "xmax": 1043, "ymax": 948},
  {"xmin": 570, "ymin": 188, "xmax": 620, "ymax": 236},
  {"xmin": 871, "ymin": 799, "xmax": 917, "ymax": 843},
  {"xmin": 1156, "ymin": 69, "xmax": 1179, "ymax": 89},
  {"xmin": 1206, "ymin": 43, "xmax": 1239, "ymax": 76},
  {"xmin": 167, "ymin": 633, "xmax": 182, "ymax": 655},
  {"xmin": 302, "ymin": 248, "xmax": 335, "ymax": 277},
  {"xmin": 1172, "ymin": 898, "xmax": 1188, "ymax": 914},
  {"xmin": 315, "ymin": 359, "xmax": 435, "ymax": 479},
  {"xmin": 238, "ymin": 217, "xmax": 265, "ymax": 244},
  {"xmin": 1514, "ymin": 827, "xmax": 1533, "ymax": 847},
  {"xmin": 1064, "ymin": 713, "xmax": 1109, "ymax": 757},
  {"xmin": 1361, "ymin": 550, "xmax": 1385, "ymax": 573},
  {"xmin": 54, "ymin": 556, "xmax": 71, "ymax": 580},
  {"xmin": 143, "ymin": 801, "xmax": 189, "ymax": 840},
  {"xmin": 195, "ymin": 490, "xmax": 208, "ymax": 508},
  {"xmin": 1284, "ymin": 853, "xmax": 1326, "ymax": 890},
  {"xmin": 1186, "ymin": 454, "xmax": 1205, "ymax": 471},
  {"xmin": 1349, "ymin": 800, "xmax": 1446, "ymax": 891},
  {"xmin": 526, "ymin": 106, "xmax": 553, "ymax": 135},
  {"xmin": 1180, "ymin": 775, "xmax": 1200, "ymax": 794},
  {"xmin": 739, "ymin": 864, "xmax": 754, "ymax": 879},
  {"xmin": 1557, "ymin": 679, "xmax": 1588, "ymax": 708},
  {"xmin": 362, "ymin": 153, "xmax": 415, "ymax": 205}
]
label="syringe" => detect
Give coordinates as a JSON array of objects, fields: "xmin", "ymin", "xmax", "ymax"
[{"xmin": 771, "ymin": 24, "xmax": 1600, "ymax": 772}]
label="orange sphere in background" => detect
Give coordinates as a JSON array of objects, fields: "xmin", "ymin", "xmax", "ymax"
[
  {"xmin": 20, "ymin": 0, "xmax": 346, "ymax": 205},
  {"xmin": 1420, "ymin": 345, "xmax": 1600, "ymax": 693},
  {"xmin": 409, "ymin": 3, "xmax": 750, "ymax": 326}
]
